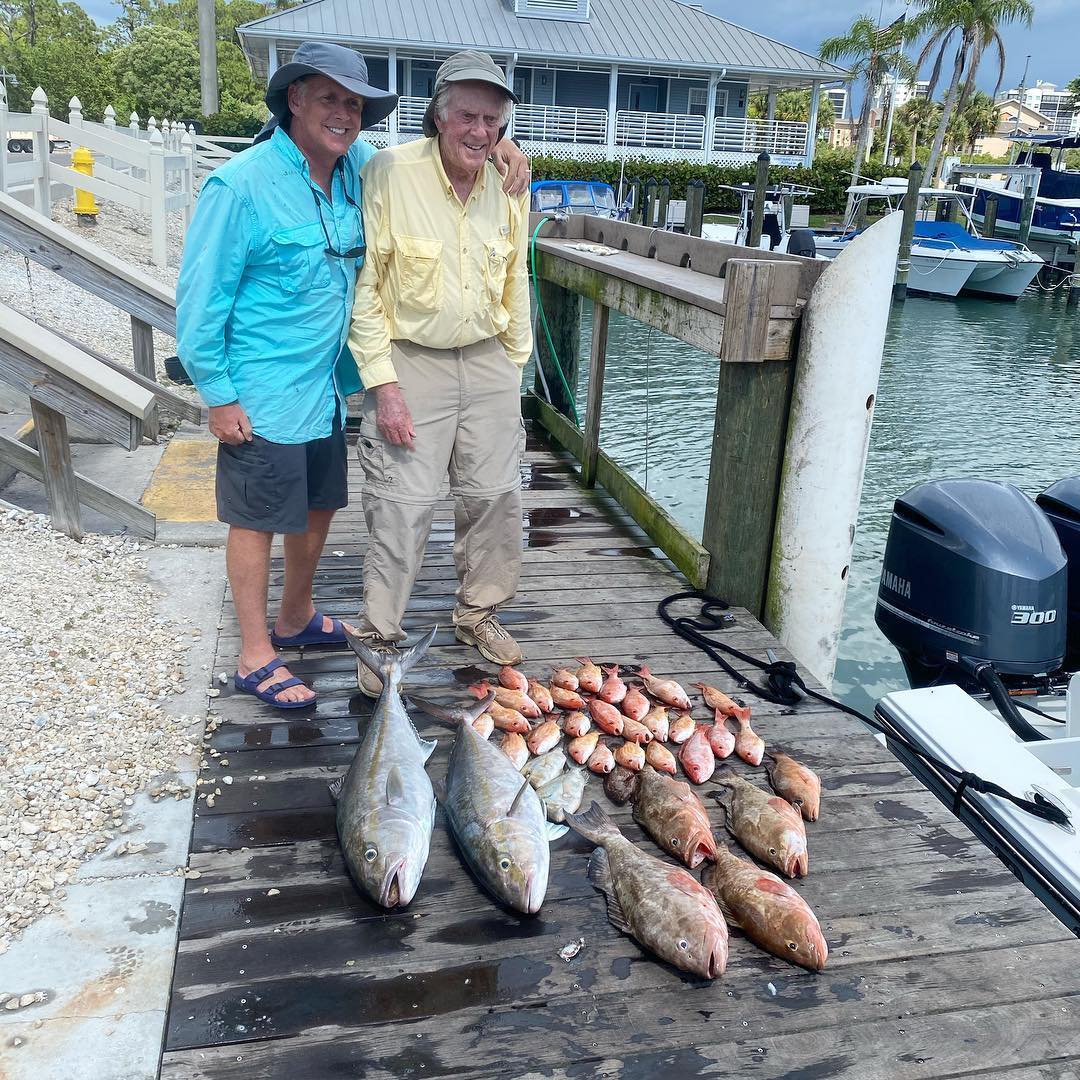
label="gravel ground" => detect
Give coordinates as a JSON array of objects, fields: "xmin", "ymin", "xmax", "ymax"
[{"xmin": 0, "ymin": 505, "xmax": 205, "ymax": 956}]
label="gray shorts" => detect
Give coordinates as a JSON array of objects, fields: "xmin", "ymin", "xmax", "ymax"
[{"xmin": 216, "ymin": 413, "xmax": 348, "ymax": 533}]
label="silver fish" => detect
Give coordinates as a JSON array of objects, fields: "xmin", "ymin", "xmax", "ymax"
[
  {"xmin": 411, "ymin": 694, "xmax": 567, "ymax": 914},
  {"xmin": 521, "ymin": 748, "xmax": 567, "ymax": 789},
  {"xmin": 334, "ymin": 627, "xmax": 439, "ymax": 908},
  {"xmin": 536, "ymin": 767, "xmax": 588, "ymax": 823}
]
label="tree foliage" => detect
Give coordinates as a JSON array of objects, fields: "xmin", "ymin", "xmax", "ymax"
[{"xmin": 747, "ymin": 89, "xmax": 834, "ymax": 138}]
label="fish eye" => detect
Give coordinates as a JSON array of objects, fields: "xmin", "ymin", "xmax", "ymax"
[
  {"xmin": 788, "ymin": 942, "xmax": 799, "ymax": 951},
  {"xmin": 499, "ymin": 857, "xmax": 512, "ymax": 872},
  {"xmin": 769, "ymin": 847, "xmax": 777, "ymax": 856},
  {"xmin": 364, "ymin": 846, "xmax": 378, "ymax": 863},
  {"xmin": 677, "ymin": 939, "xmax": 689, "ymax": 951},
  {"xmin": 671, "ymin": 837, "xmax": 680, "ymax": 846}
]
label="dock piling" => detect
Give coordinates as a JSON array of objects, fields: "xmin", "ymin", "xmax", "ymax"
[
  {"xmin": 983, "ymin": 192, "xmax": 998, "ymax": 239},
  {"xmin": 685, "ymin": 179, "xmax": 705, "ymax": 236},
  {"xmin": 1019, "ymin": 179, "xmax": 1036, "ymax": 247},
  {"xmin": 893, "ymin": 161, "xmax": 922, "ymax": 302},
  {"xmin": 748, "ymin": 152, "xmax": 769, "ymax": 249},
  {"xmin": 643, "ymin": 179, "xmax": 657, "ymax": 229},
  {"xmin": 534, "ymin": 277, "xmax": 581, "ymax": 419},
  {"xmin": 656, "ymin": 178, "xmax": 670, "ymax": 229}
]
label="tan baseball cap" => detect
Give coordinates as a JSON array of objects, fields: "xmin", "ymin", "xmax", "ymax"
[{"xmin": 422, "ymin": 50, "xmax": 518, "ymax": 138}]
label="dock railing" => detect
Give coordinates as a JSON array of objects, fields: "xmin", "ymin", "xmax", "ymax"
[{"xmin": 526, "ymin": 212, "xmax": 826, "ymax": 621}]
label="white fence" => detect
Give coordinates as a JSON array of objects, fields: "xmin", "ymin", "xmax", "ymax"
[
  {"xmin": 616, "ymin": 110, "xmax": 706, "ymax": 150},
  {"xmin": 514, "ymin": 105, "xmax": 607, "ymax": 145},
  {"xmin": 0, "ymin": 85, "xmax": 195, "ymax": 267},
  {"xmin": 713, "ymin": 117, "xmax": 809, "ymax": 157}
]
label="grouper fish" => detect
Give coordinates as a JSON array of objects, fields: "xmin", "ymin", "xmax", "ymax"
[
  {"xmin": 332, "ymin": 627, "xmax": 439, "ymax": 909},
  {"xmin": 411, "ymin": 694, "xmax": 568, "ymax": 914}
]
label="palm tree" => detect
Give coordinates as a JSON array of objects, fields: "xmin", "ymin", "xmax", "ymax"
[
  {"xmin": 948, "ymin": 90, "xmax": 998, "ymax": 154},
  {"xmin": 909, "ymin": 0, "xmax": 1033, "ymax": 182},
  {"xmin": 820, "ymin": 15, "xmax": 917, "ymax": 192}
]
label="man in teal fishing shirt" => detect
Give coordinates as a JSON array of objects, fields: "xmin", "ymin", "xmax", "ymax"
[{"xmin": 177, "ymin": 43, "xmax": 530, "ymax": 709}]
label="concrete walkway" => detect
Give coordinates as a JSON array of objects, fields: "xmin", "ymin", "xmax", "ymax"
[{"xmin": 0, "ymin": 408, "xmax": 227, "ymax": 1080}]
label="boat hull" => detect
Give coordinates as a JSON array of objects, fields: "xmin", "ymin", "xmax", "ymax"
[{"xmin": 815, "ymin": 236, "xmax": 976, "ymax": 297}]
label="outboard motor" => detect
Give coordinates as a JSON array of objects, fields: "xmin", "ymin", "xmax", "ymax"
[
  {"xmin": 875, "ymin": 479, "xmax": 1067, "ymax": 742},
  {"xmin": 1036, "ymin": 477, "xmax": 1080, "ymax": 672},
  {"xmin": 787, "ymin": 228, "xmax": 816, "ymax": 259}
]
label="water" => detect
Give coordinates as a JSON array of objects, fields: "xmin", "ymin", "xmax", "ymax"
[{"xmin": 535, "ymin": 287, "xmax": 1080, "ymax": 714}]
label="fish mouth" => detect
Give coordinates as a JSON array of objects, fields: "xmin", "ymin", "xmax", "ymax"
[
  {"xmin": 380, "ymin": 856, "xmax": 408, "ymax": 907},
  {"xmin": 786, "ymin": 850, "xmax": 809, "ymax": 878},
  {"xmin": 522, "ymin": 869, "xmax": 545, "ymax": 914},
  {"xmin": 686, "ymin": 831, "xmax": 718, "ymax": 869},
  {"xmin": 706, "ymin": 941, "xmax": 728, "ymax": 979}
]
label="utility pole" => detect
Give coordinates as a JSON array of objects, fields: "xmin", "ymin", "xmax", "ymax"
[
  {"xmin": 197, "ymin": 0, "xmax": 219, "ymax": 116},
  {"xmin": 1012, "ymin": 54, "xmax": 1031, "ymax": 138}
]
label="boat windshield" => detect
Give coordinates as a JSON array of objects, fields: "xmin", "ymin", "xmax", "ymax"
[
  {"xmin": 534, "ymin": 187, "xmax": 564, "ymax": 211},
  {"xmin": 567, "ymin": 184, "xmax": 595, "ymax": 208}
]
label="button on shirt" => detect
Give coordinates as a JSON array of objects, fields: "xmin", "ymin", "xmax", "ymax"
[
  {"xmin": 348, "ymin": 136, "xmax": 532, "ymax": 389},
  {"xmin": 177, "ymin": 127, "xmax": 375, "ymax": 444}
]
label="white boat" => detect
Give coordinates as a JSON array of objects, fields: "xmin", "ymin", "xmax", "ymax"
[
  {"xmin": 814, "ymin": 181, "xmax": 1043, "ymax": 300},
  {"xmin": 872, "ymin": 476, "xmax": 1080, "ymax": 932}
]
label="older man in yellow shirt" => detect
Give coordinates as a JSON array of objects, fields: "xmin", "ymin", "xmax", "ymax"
[{"xmin": 348, "ymin": 50, "xmax": 532, "ymax": 690}]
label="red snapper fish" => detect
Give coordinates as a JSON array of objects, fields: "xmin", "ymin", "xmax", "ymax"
[
  {"xmin": 527, "ymin": 679, "xmax": 555, "ymax": 714},
  {"xmin": 552, "ymin": 668, "xmax": 580, "ymax": 692},
  {"xmin": 668, "ymin": 711, "xmax": 696, "ymax": 745},
  {"xmin": 620, "ymin": 717, "xmax": 653, "ymax": 746},
  {"xmin": 499, "ymin": 665, "xmax": 529, "ymax": 692},
  {"xmin": 614, "ymin": 740, "xmax": 645, "ymax": 772},
  {"xmin": 566, "ymin": 802, "xmax": 729, "ymax": 979},
  {"xmin": 644, "ymin": 741, "xmax": 677, "ymax": 775},
  {"xmin": 638, "ymin": 666, "xmax": 691, "ymax": 710},
  {"xmin": 733, "ymin": 714, "xmax": 766, "ymax": 767},
  {"xmin": 471, "ymin": 694, "xmax": 529, "ymax": 734},
  {"xmin": 632, "ymin": 765, "xmax": 718, "ymax": 868},
  {"xmin": 568, "ymin": 730, "xmax": 599, "ymax": 765},
  {"xmin": 587, "ymin": 742, "xmax": 616, "ymax": 775},
  {"xmin": 764, "ymin": 751, "xmax": 821, "ymax": 822},
  {"xmin": 560, "ymin": 711, "xmax": 591, "ymax": 739},
  {"xmin": 712, "ymin": 773, "xmax": 808, "ymax": 878},
  {"xmin": 549, "ymin": 684, "xmax": 586, "ymax": 711},
  {"xmin": 587, "ymin": 697, "xmax": 624, "ymax": 737},
  {"xmin": 470, "ymin": 681, "xmax": 541, "ymax": 720},
  {"xmin": 703, "ymin": 845, "xmax": 827, "ymax": 971},
  {"xmin": 497, "ymin": 731, "xmax": 529, "ymax": 770},
  {"xmin": 621, "ymin": 686, "xmax": 651, "ymax": 722},
  {"xmin": 679, "ymin": 724, "xmax": 716, "ymax": 785},
  {"xmin": 599, "ymin": 665, "xmax": 628, "ymax": 705},
  {"xmin": 693, "ymin": 683, "xmax": 752, "ymax": 724},
  {"xmin": 527, "ymin": 718, "xmax": 562, "ymax": 756},
  {"xmin": 575, "ymin": 657, "xmax": 603, "ymax": 694},
  {"xmin": 642, "ymin": 705, "xmax": 669, "ymax": 743},
  {"xmin": 708, "ymin": 714, "xmax": 736, "ymax": 759}
]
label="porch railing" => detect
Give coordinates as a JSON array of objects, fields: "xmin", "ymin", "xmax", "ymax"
[
  {"xmin": 398, "ymin": 96, "xmax": 430, "ymax": 133},
  {"xmin": 513, "ymin": 104, "xmax": 607, "ymax": 144},
  {"xmin": 713, "ymin": 117, "xmax": 809, "ymax": 157},
  {"xmin": 615, "ymin": 110, "xmax": 706, "ymax": 150}
]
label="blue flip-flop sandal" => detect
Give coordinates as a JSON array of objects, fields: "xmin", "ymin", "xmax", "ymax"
[
  {"xmin": 271, "ymin": 611, "xmax": 347, "ymax": 649},
  {"xmin": 234, "ymin": 657, "xmax": 316, "ymax": 709}
]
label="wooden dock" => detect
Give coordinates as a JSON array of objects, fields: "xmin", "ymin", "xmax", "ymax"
[{"xmin": 160, "ymin": 425, "xmax": 1080, "ymax": 1080}]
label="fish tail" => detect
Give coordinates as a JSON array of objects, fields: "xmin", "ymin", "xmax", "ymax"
[
  {"xmin": 565, "ymin": 800, "xmax": 621, "ymax": 845},
  {"xmin": 399, "ymin": 626, "xmax": 438, "ymax": 675},
  {"xmin": 344, "ymin": 627, "xmax": 396, "ymax": 682},
  {"xmin": 409, "ymin": 691, "xmax": 495, "ymax": 729}
]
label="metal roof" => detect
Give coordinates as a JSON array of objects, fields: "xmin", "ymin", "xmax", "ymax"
[{"xmin": 237, "ymin": 0, "xmax": 848, "ymax": 81}]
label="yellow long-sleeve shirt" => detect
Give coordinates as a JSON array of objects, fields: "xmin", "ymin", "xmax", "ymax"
[{"xmin": 348, "ymin": 136, "xmax": 532, "ymax": 389}]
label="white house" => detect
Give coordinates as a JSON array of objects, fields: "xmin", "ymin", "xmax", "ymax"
[{"xmin": 236, "ymin": 0, "xmax": 849, "ymax": 166}]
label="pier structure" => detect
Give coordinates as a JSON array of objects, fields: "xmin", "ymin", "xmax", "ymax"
[{"xmin": 159, "ymin": 219, "xmax": 1080, "ymax": 1077}]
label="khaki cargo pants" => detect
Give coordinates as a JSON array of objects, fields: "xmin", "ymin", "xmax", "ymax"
[{"xmin": 355, "ymin": 337, "xmax": 525, "ymax": 644}]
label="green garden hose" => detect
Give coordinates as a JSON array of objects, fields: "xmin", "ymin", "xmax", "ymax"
[{"xmin": 529, "ymin": 216, "xmax": 580, "ymax": 425}]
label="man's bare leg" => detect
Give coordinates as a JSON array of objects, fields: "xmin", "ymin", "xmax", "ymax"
[
  {"xmin": 275, "ymin": 509, "xmax": 357, "ymax": 639},
  {"xmin": 229, "ymin": 525, "xmax": 314, "ymax": 705}
]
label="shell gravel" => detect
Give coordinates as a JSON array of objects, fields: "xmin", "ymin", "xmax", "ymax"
[{"xmin": 0, "ymin": 507, "xmax": 201, "ymax": 954}]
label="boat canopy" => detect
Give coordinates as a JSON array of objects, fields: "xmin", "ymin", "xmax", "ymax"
[
  {"xmin": 845, "ymin": 183, "xmax": 973, "ymax": 199},
  {"xmin": 1006, "ymin": 133, "xmax": 1080, "ymax": 151}
]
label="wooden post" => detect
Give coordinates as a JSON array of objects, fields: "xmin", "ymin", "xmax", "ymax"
[
  {"xmin": 198, "ymin": 0, "xmax": 220, "ymax": 115},
  {"xmin": 685, "ymin": 178, "xmax": 704, "ymax": 237},
  {"xmin": 701, "ymin": 259, "xmax": 795, "ymax": 616},
  {"xmin": 148, "ymin": 125, "xmax": 168, "ymax": 268},
  {"xmin": 748, "ymin": 152, "xmax": 769, "ymax": 248},
  {"xmin": 656, "ymin": 178, "xmax": 670, "ymax": 229},
  {"xmin": 1019, "ymin": 179, "xmax": 1036, "ymax": 246},
  {"xmin": 131, "ymin": 316, "xmax": 159, "ymax": 441},
  {"xmin": 30, "ymin": 86, "xmax": 51, "ymax": 217},
  {"xmin": 893, "ymin": 161, "xmax": 923, "ymax": 302},
  {"xmin": 534, "ymin": 275, "xmax": 581, "ymax": 420},
  {"xmin": 983, "ymin": 192, "xmax": 999, "ymax": 238},
  {"xmin": 643, "ymin": 179, "xmax": 657, "ymax": 229},
  {"xmin": 580, "ymin": 302, "xmax": 610, "ymax": 488},
  {"xmin": 30, "ymin": 399, "xmax": 82, "ymax": 540}
]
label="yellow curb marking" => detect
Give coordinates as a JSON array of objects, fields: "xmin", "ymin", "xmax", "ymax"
[{"xmin": 142, "ymin": 438, "xmax": 218, "ymax": 522}]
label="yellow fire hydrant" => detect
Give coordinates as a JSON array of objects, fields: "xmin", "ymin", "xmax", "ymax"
[{"xmin": 71, "ymin": 146, "xmax": 99, "ymax": 227}]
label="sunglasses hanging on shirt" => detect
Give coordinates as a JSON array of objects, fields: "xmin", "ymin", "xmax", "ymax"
[{"xmin": 311, "ymin": 162, "xmax": 366, "ymax": 261}]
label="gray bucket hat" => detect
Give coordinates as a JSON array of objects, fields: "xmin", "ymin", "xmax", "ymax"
[
  {"xmin": 421, "ymin": 50, "xmax": 518, "ymax": 139},
  {"xmin": 254, "ymin": 42, "xmax": 398, "ymax": 144}
]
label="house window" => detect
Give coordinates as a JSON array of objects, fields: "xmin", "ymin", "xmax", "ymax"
[{"xmin": 688, "ymin": 88, "xmax": 708, "ymax": 116}]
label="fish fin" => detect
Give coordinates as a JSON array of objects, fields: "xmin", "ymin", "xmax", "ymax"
[
  {"xmin": 508, "ymin": 777, "xmax": 533, "ymax": 818},
  {"xmin": 546, "ymin": 821, "xmax": 569, "ymax": 842},
  {"xmin": 418, "ymin": 736, "xmax": 438, "ymax": 762},
  {"xmin": 386, "ymin": 767, "xmax": 405, "ymax": 806},
  {"xmin": 409, "ymin": 691, "xmax": 495, "ymax": 729},
  {"xmin": 565, "ymin": 801, "xmax": 620, "ymax": 845},
  {"xmin": 344, "ymin": 627, "xmax": 391, "ymax": 681},
  {"xmin": 399, "ymin": 625, "xmax": 438, "ymax": 675},
  {"xmin": 589, "ymin": 851, "xmax": 633, "ymax": 935},
  {"xmin": 328, "ymin": 776, "xmax": 344, "ymax": 802}
]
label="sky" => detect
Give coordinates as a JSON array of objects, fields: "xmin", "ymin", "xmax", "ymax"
[{"xmin": 81, "ymin": 0, "xmax": 1076, "ymax": 98}]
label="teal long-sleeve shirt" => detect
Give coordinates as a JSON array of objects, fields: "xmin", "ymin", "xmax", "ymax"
[{"xmin": 177, "ymin": 127, "xmax": 377, "ymax": 444}]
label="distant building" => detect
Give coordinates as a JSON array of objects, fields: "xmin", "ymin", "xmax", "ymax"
[
  {"xmin": 974, "ymin": 99, "xmax": 1055, "ymax": 158},
  {"xmin": 997, "ymin": 81, "xmax": 1076, "ymax": 135},
  {"xmin": 236, "ymin": 0, "xmax": 849, "ymax": 166},
  {"xmin": 826, "ymin": 87, "xmax": 849, "ymax": 121},
  {"xmin": 873, "ymin": 76, "xmax": 930, "ymax": 112}
]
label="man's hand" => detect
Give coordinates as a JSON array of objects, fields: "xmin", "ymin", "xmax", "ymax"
[
  {"xmin": 208, "ymin": 402, "xmax": 253, "ymax": 446},
  {"xmin": 492, "ymin": 138, "xmax": 531, "ymax": 197},
  {"xmin": 374, "ymin": 383, "xmax": 416, "ymax": 449}
]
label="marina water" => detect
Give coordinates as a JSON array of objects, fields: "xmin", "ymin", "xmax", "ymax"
[{"xmin": 540, "ymin": 288, "xmax": 1080, "ymax": 713}]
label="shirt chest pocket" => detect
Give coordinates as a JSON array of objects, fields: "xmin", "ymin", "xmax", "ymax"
[
  {"xmin": 395, "ymin": 235, "xmax": 443, "ymax": 313},
  {"xmin": 483, "ymin": 237, "xmax": 514, "ymax": 304},
  {"xmin": 270, "ymin": 222, "xmax": 332, "ymax": 294}
]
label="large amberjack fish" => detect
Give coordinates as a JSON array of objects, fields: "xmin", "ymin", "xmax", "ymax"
[
  {"xmin": 631, "ymin": 765, "xmax": 718, "ymax": 869},
  {"xmin": 566, "ymin": 802, "xmax": 729, "ymax": 980},
  {"xmin": 703, "ymin": 846, "xmax": 828, "ymax": 971},
  {"xmin": 334, "ymin": 627, "xmax": 440, "ymax": 908},
  {"xmin": 712, "ymin": 772, "xmax": 808, "ymax": 879},
  {"xmin": 410, "ymin": 693, "xmax": 567, "ymax": 914}
]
